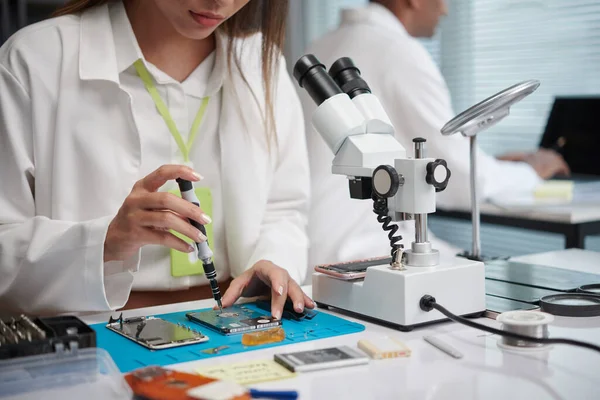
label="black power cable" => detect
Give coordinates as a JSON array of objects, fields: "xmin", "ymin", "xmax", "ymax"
[{"xmin": 419, "ymin": 295, "xmax": 600, "ymax": 354}]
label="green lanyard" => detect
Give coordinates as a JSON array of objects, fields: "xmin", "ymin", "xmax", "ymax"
[{"xmin": 134, "ymin": 59, "xmax": 210, "ymax": 163}]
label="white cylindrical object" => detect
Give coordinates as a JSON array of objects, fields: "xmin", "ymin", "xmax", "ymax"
[
  {"xmin": 351, "ymin": 93, "xmax": 395, "ymax": 135},
  {"xmin": 312, "ymin": 93, "xmax": 366, "ymax": 154},
  {"xmin": 496, "ymin": 311, "xmax": 554, "ymax": 350},
  {"xmin": 415, "ymin": 214, "xmax": 428, "ymax": 243}
]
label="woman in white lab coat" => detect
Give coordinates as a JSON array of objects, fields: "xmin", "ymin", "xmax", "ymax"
[{"xmin": 0, "ymin": 0, "xmax": 313, "ymax": 318}]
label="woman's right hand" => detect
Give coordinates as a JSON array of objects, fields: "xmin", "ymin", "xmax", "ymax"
[{"xmin": 104, "ymin": 165, "xmax": 211, "ymax": 263}]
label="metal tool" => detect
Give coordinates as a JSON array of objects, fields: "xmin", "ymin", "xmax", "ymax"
[
  {"xmin": 176, "ymin": 178, "xmax": 223, "ymax": 312},
  {"xmin": 441, "ymin": 80, "xmax": 540, "ymax": 260},
  {"xmin": 0, "ymin": 315, "xmax": 47, "ymax": 346},
  {"xmin": 423, "ymin": 335, "xmax": 463, "ymax": 359}
]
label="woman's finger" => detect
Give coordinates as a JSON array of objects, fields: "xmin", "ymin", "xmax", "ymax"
[
  {"xmin": 286, "ymin": 280, "xmax": 307, "ymax": 313},
  {"xmin": 138, "ymin": 164, "xmax": 202, "ymax": 193},
  {"xmin": 141, "ymin": 229, "xmax": 195, "ymax": 253},
  {"xmin": 220, "ymin": 271, "xmax": 251, "ymax": 308},
  {"xmin": 142, "ymin": 192, "xmax": 211, "ymax": 225},
  {"xmin": 268, "ymin": 270, "xmax": 289, "ymax": 320},
  {"xmin": 138, "ymin": 210, "xmax": 207, "ymax": 244},
  {"xmin": 304, "ymin": 293, "xmax": 315, "ymax": 309}
]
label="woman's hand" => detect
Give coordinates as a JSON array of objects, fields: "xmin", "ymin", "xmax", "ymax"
[
  {"xmin": 220, "ymin": 260, "xmax": 314, "ymax": 320},
  {"xmin": 104, "ymin": 165, "xmax": 211, "ymax": 262}
]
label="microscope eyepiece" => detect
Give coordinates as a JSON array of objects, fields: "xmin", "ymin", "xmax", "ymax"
[
  {"xmin": 329, "ymin": 57, "xmax": 371, "ymax": 99},
  {"xmin": 293, "ymin": 54, "xmax": 344, "ymax": 106}
]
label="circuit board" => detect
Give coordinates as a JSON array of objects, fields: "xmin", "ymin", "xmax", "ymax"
[{"xmin": 186, "ymin": 305, "xmax": 281, "ymax": 335}]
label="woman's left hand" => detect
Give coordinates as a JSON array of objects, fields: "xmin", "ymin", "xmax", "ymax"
[{"xmin": 220, "ymin": 260, "xmax": 314, "ymax": 320}]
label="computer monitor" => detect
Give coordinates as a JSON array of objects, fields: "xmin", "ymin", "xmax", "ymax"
[{"xmin": 539, "ymin": 96, "xmax": 600, "ymax": 176}]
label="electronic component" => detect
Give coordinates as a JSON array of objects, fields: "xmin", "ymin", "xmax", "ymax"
[
  {"xmin": 201, "ymin": 345, "xmax": 229, "ymax": 355},
  {"xmin": 0, "ymin": 315, "xmax": 95, "ymax": 360},
  {"xmin": 106, "ymin": 315, "xmax": 208, "ymax": 350},
  {"xmin": 242, "ymin": 327, "xmax": 285, "ymax": 346},
  {"xmin": 186, "ymin": 305, "xmax": 281, "ymax": 335},
  {"xmin": 357, "ymin": 337, "xmax": 411, "ymax": 359},
  {"xmin": 176, "ymin": 178, "xmax": 223, "ymax": 312},
  {"xmin": 274, "ymin": 346, "xmax": 369, "ymax": 372},
  {"xmin": 255, "ymin": 299, "xmax": 317, "ymax": 321},
  {"xmin": 125, "ymin": 366, "xmax": 250, "ymax": 400}
]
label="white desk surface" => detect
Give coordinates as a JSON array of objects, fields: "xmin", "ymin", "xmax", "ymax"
[
  {"xmin": 441, "ymin": 202, "xmax": 600, "ymax": 224},
  {"xmin": 511, "ymin": 248, "xmax": 600, "ymax": 274},
  {"xmin": 84, "ymin": 250, "xmax": 600, "ymax": 400}
]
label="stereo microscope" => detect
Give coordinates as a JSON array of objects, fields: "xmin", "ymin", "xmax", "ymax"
[{"xmin": 294, "ymin": 55, "xmax": 486, "ymax": 330}]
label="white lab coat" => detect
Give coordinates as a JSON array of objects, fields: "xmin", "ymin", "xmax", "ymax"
[
  {"xmin": 301, "ymin": 4, "xmax": 540, "ymax": 273},
  {"xmin": 0, "ymin": 5, "xmax": 309, "ymax": 315}
]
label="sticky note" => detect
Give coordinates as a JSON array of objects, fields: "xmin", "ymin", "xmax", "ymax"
[
  {"xmin": 534, "ymin": 181, "xmax": 574, "ymax": 200},
  {"xmin": 195, "ymin": 359, "xmax": 296, "ymax": 385}
]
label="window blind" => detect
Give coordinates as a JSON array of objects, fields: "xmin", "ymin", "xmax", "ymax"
[
  {"xmin": 429, "ymin": 0, "xmax": 600, "ymax": 256},
  {"xmin": 284, "ymin": 0, "xmax": 600, "ymax": 257},
  {"xmin": 439, "ymin": 0, "xmax": 600, "ymax": 155}
]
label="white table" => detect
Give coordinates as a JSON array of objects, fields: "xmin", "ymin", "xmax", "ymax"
[
  {"xmin": 85, "ymin": 252, "xmax": 600, "ymax": 400},
  {"xmin": 436, "ymin": 202, "xmax": 600, "ymax": 248},
  {"xmin": 511, "ymin": 248, "xmax": 600, "ymax": 274}
]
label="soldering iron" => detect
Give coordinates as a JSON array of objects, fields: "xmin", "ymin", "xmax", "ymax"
[{"xmin": 176, "ymin": 178, "xmax": 223, "ymax": 312}]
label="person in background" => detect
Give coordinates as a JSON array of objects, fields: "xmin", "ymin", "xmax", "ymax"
[
  {"xmin": 0, "ymin": 0, "xmax": 313, "ymax": 318},
  {"xmin": 300, "ymin": 0, "xmax": 570, "ymax": 277}
]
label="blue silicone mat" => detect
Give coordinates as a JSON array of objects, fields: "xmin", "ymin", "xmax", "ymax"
[{"xmin": 92, "ymin": 303, "xmax": 365, "ymax": 373}]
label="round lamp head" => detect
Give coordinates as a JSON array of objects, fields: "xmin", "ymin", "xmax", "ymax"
[{"xmin": 441, "ymin": 80, "xmax": 540, "ymax": 137}]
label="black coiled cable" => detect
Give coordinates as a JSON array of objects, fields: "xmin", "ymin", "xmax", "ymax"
[{"xmin": 372, "ymin": 195, "xmax": 403, "ymax": 259}]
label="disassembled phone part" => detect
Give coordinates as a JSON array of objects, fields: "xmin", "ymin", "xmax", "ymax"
[
  {"xmin": 106, "ymin": 314, "xmax": 208, "ymax": 350},
  {"xmin": 186, "ymin": 305, "xmax": 281, "ymax": 335},
  {"xmin": 125, "ymin": 366, "xmax": 250, "ymax": 400}
]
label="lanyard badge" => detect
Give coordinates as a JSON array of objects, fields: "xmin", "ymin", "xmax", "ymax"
[{"xmin": 135, "ymin": 60, "xmax": 214, "ymax": 277}]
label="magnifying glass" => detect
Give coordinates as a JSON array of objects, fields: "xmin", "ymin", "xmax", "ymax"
[
  {"xmin": 540, "ymin": 293, "xmax": 600, "ymax": 317},
  {"xmin": 440, "ymin": 80, "xmax": 540, "ymax": 260}
]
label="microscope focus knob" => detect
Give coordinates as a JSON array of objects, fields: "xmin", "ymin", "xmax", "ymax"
[
  {"xmin": 426, "ymin": 159, "xmax": 451, "ymax": 192},
  {"xmin": 373, "ymin": 165, "xmax": 401, "ymax": 198}
]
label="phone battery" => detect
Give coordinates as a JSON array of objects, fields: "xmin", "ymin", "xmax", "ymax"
[{"xmin": 274, "ymin": 346, "xmax": 369, "ymax": 372}]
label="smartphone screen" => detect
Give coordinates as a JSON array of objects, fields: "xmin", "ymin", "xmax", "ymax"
[{"xmin": 315, "ymin": 256, "xmax": 392, "ymax": 274}]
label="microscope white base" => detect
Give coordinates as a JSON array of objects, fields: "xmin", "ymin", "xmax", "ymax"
[{"xmin": 312, "ymin": 257, "xmax": 486, "ymax": 331}]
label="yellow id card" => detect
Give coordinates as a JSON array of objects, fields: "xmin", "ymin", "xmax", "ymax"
[{"xmin": 169, "ymin": 187, "xmax": 214, "ymax": 277}]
